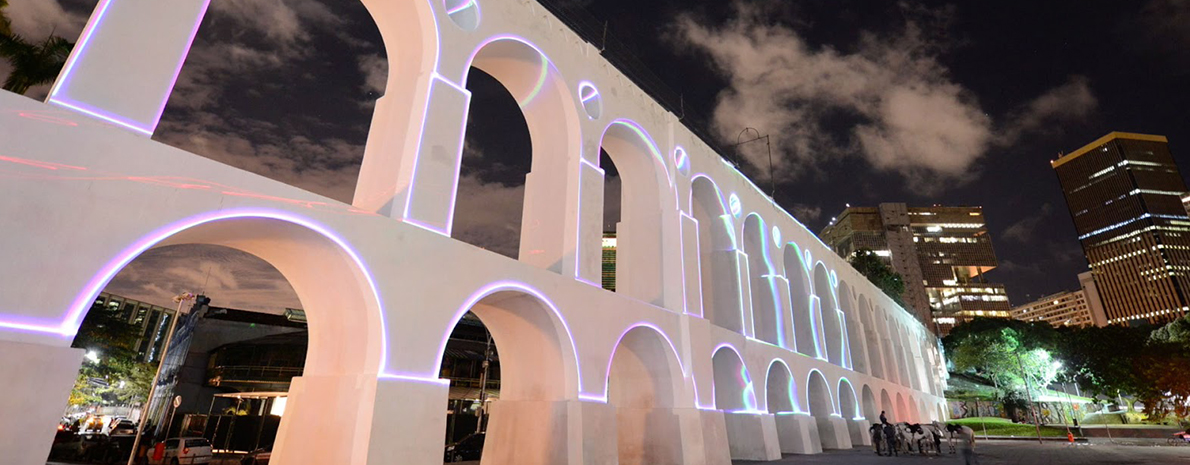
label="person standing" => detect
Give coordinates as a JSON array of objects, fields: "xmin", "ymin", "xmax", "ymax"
[
  {"xmin": 880, "ymin": 410, "xmax": 888, "ymax": 425},
  {"xmin": 954, "ymin": 423, "xmax": 979, "ymax": 465}
]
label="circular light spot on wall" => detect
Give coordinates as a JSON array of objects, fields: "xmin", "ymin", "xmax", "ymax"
[
  {"xmin": 674, "ymin": 146, "xmax": 690, "ymax": 176},
  {"xmin": 577, "ymin": 81, "xmax": 602, "ymax": 119},
  {"xmin": 729, "ymin": 193, "xmax": 742, "ymax": 218},
  {"xmin": 771, "ymin": 226, "xmax": 781, "ymax": 246},
  {"xmin": 444, "ymin": 0, "xmax": 480, "ymax": 31}
]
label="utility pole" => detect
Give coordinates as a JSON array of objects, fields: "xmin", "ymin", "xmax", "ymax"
[
  {"xmin": 732, "ymin": 128, "xmax": 776, "ymax": 200},
  {"xmin": 476, "ymin": 330, "xmax": 493, "ymax": 434},
  {"xmin": 1015, "ymin": 351, "xmax": 1044, "ymax": 444},
  {"xmin": 128, "ymin": 292, "xmax": 194, "ymax": 465}
]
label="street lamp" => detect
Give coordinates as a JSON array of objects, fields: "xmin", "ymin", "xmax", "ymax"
[{"xmin": 127, "ymin": 292, "xmax": 194, "ymax": 465}]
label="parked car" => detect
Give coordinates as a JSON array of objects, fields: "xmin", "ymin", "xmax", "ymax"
[
  {"xmin": 444, "ymin": 432, "xmax": 485, "ymax": 462},
  {"xmin": 148, "ymin": 437, "xmax": 213, "ymax": 464},
  {"xmin": 241, "ymin": 445, "xmax": 271, "ymax": 465},
  {"xmin": 110, "ymin": 420, "xmax": 138, "ymax": 437}
]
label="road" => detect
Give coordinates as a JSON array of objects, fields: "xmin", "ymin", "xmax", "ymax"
[{"xmin": 734, "ymin": 440, "xmax": 1190, "ymax": 464}]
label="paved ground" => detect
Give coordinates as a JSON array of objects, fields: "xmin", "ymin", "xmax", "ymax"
[
  {"xmin": 49, "ymin": 441, "xmax": 1190, "ymax": 465},
  {"xmin": 734, "ymin": 440, "xmax": 1190, "ymax": 465}
]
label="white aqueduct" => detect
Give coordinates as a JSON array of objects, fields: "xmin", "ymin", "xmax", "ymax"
[{"xmin": 0, "ymin": 1, "xmax": 948, "ymax": 464}]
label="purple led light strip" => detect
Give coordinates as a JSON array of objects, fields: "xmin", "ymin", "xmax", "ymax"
[{"xmin": 0, "ymin": 208, "xmax": 392, "ymax": 377}]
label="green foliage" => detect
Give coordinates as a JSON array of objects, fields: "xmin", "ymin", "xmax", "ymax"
[
  {"xmin": 68, "ymin": 304, "xmax": 155, "ymax": 408},
  {"xmin": 0, "ymin": 1, "xmax": 11, "ymax": 37},
  {"xmin": 1150, "ymin": 313, "xmax": 1190, "ymax": 346},
  {"xmin": 849, "ymin": 248, "xmax": 906, "ymax": 307}
]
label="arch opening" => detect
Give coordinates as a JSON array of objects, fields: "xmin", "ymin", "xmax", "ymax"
[
  {"xmin": 837, "ymin": 280, "xmax": 864, "ymax": 372},
  {"xmin": 450, "ymin": 37, "xmax": 581, "ymax": 272},
  {"xmin": 764, "ymin": 360, "xmax": 796, "ymax": 414},
  {"xmin": 861, "ymin": 385, "xmax": 879, "ymax": 423},
  {"xmin": 813, "ymin": 264, "xmax": 844, "ymax": 366},
  {"xmin": 440, "ymin": 287, "xmax": 579, "ymax": 463},
  {"xmin": 691, "ymin": 177, "xmax": 743, "ymax": 333},
  {"xmin": 43, "ymin": 215, "xmax": 383, "ymax": 464},
  {"xmin": 597, "ymin": 121, "xmax": 673, "ymax": 305},
  {"xmin": 743, "ymin": 214, "xmax": 783, "ymax": 346},
  {"xmin": 711, "ymin": 346, "xmax": 754, "ymax": 412},
  {"xmin": 859, "ymin": 296, "xmax": 885, "ymax": 379},
  {"xmin": 838, "ymin": 379, "xmax": 860, "ymax": 420},
  {"xmin": 784, "ymin": 244, "xmax": 818, "ymax": 358},
  {"xmin": 896, "ymin": 393, "xmax": 909, "ymax": 424},
  {"xmin": 880, "ymin": 390, "xmax": 896, "ymax": 423},
  {"xmin": 608, "ymin": 326, "xmax": 687, "ymax": 465}
]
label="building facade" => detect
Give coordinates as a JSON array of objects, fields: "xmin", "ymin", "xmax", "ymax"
[
  {"xmin": 1010, "ymin": 274, "xmax": 1108, "ymax": 328},
  {"xmin": 601, "ymin": 233, "xmax": 616, "ymax": 291},
  {"xmin": 1052, "ymin": 132, "xmax": 1190, "ymax": 325},
  {"xmin": 89, "ymin": 292, "xmax": 176, "ymax": 363},
  {"xmin": 821, "ymin": 204, "xmax": 1010, "ymax": 333}
]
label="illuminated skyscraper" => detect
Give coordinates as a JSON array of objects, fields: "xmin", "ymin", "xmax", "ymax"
[
  {"xmin": 820, "ymin": 203, "xmax": 1009, "ymax": 333},
  {"xmin": 1052, "ymin": 132, "xmax": 1190, "ymax": 324},
  {"xmin": 601, "ymin": 233, "xmax": 616, "ymax": 291}
]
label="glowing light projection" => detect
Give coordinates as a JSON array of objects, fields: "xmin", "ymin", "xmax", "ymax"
[
  {"xmin": 728, "ymin": 193, "xmax": 742, "ymax": 217},
  {"xmin": 838, "ymin": 377, "xmax": 864, "ymax": 420},
  {"xmin": 0, "ymin": 208, "xmax": 392, "ymax": 376},
  {"xmin": 605, "ymin": 119, "xmax": 673, "ymax": 186},
  {"xmin": 577, "ymin": 81, "xmax": 602, "ymax": 119},
  {"xmin": 765, "ymin": 358, "xmax": 802, "ymax": 414},
  {"xmin": 594, "ymin": 322, "xmax": 686, "ymax": 403},
  {"xmin": 435, "ymin": 281, "xmax": 587, "ymax": 398},
  {"xmin": 806, "ymin": 368, "xmax": 838, "ymax": 416},
  {"xmin": 771, "ymin": 225, "xmax": 781, "ymax": 246},
  {"xmin": 713, "ymin": 343, "xmax": 759, "ymax": 413},
  {"xmin": 673, "ymin": 146, "xmax": 690, "ymax": 177},
  {"xmin": 443, "ymin": 0, "xmax": 480, "ymax": 31}
]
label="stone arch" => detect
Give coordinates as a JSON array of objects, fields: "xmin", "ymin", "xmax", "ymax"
[
  {"xmin": 896, "ymin": 393, "xmax": 909, "ymax": 423},
  {"xmin": 447, "ymin": 36, "xmax": 583, "ymax": 271},
  {"xmin": 784, "ymin": 243, "xmax": 818, "ymax": 358},
  {"xmin": 837, "ymin": 279, "xmax": 863, "ymax": 372},
  {"xmin": 861, "ymin": 385, "xmax": 879, "ymax": 422},
  {"xmin": 764, "ymin": 359, "xmax": 796, "ymax": 413},
  {"xmin": 813, "ymin": 263, "xmax": 844, "ymax": 366},
  {"xmin": 918, "ymin": 399, "xmax": 929, "ymax": 422},
  {"xmin": 55, "ymin": 211, "xmax": 385, "ymax": 464},
  {"xmin": 938, "ymin": 403, "xmax": 948, "ymax": 422},
  {"xmin": 441, "ymin": 284, "xmax": 580, "ymax": 402},
  {"xmin": 837, "ymin": 379, "xmax": 860, "ymax": 420},
  {"xmin": 597, "ymin": 120, "xmax": 679, "ymax": 307},
  {"xmin": 743, "ymin": 213, "xmax": 783, "ymax": 346},
  {"xmin": 806, "ymin": 370, "xmax": 834, "ymax": 417},
  {"xmin": 443, "ymin": 283, "xmax": 583, "ymax": 464},
  {"xmin": 607, "ymin": 325, "xmax": 688, "ymax": 465},
  {"xmin": 858, "ymin": 295, "xmax": 884, "ymax": 379},
  {"xmin": 880, "ymin": 389, "xmax": 895, "ymax": 422},
  {"xmin": 712, "ymin": 345, "xmax": 756, "ymax": 411},
  {"xmin": 691, "ymin": 176, "xmax": 743, "ymax": 334}
]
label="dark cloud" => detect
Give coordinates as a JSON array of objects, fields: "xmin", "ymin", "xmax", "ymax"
[{"xmin": 1002, "ymin": 203, "xmax": 1053, "ymax": 243}]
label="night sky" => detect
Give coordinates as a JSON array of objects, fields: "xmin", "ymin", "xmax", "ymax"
[{"xmin": 4, "ymin": 0, "xmax": 1189, "ymax": 311}]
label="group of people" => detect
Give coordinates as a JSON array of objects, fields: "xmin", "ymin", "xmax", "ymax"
[{"xmin": 869, "ymin": 411, "xmax": 980, "ymax": 464}]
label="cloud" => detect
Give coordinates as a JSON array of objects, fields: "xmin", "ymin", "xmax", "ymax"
[
  {"xmin": 209, "ymin": 0, "xmax": 341, "ymax": 48},
  {"xmin": 104, "ymin": 245, "xmax": 301, "ymax": 314},
  {"xmin": 1139, "ymin": 0, "xmax": 1190, "ymax": 67},
  {"xmin": 1002, "ymin": 203, "xmax": 1053, "ymax": 242},
  {"xmin": 672, "ymin": 2, "xmax": 1098, "ymax": 192},
  {"xmin": 358, "ymin": 53, "xmax": 388, "ymax": 96},
  {"xmin": 4, "ymin": 0, "xmax": 87, "ymax": 39},
  {"xmin": 791, "ymin": 204, "xmax": 823, "ymax": 222},
  {"xmin": 672, "ymin": 2, "xmax": 991, "ymax": 189},
  {"xmin": 1002, "ymin": 76, "xmax": 1097, "ymax": 141},
  {"xmin": 451, "ymin": 173, "xmax": 526, "ymax": 258}
]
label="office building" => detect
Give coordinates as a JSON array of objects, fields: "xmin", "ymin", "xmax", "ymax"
[
  {"xmin": 1010, "ymin": 272, "xmax": 1107, "ymax": 327},
  {"xmin": 820, "ymin": 203, "xmax": 1010, "ymax": 333},
  {"xmin": 1052, "ymin": 132, "xmax": 1190, "ymax": 324},
  {"xmin": 602, "ymin": 233, "xmax": 616, "ymax": 291},
  {"xmin": 88, "ymin": 292, "xmax": 176, "ymax": 363}
]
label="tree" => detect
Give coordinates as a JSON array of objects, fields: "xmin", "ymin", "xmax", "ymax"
[
  {"xmin": 68, "ymin": 303, "xmax": 156, "ymax": 408},
  {"xmin": 849, "ymin": 248, "xmax": 906, "ymax": 307},
  {"xmin": 0, "ymin": 1, "xmax": 11, "ymax": 37},
  {"xmin": 1150, "ymin": 313, "xmax": 1190, "ymax": 346},
  {"xmin": 0, "ymin": 32, "xmax": 73, "ymax": 94}
]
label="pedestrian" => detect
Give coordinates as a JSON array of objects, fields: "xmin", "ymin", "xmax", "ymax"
[
  {"xmin": 883, "ymin": 422, "xmax": 899, "ymax": 457},
  {"xmin": 880, "ymin": 410, "xmax": 888, "ymax": 425},
  {"xmin": 953, "ymin": 423, "xmax": 979, "ymax": 465}
]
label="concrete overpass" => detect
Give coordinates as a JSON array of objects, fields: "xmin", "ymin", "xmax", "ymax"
[{"xmin": 0, "ymin": 1, "xmax": 948, "ymax": 464}]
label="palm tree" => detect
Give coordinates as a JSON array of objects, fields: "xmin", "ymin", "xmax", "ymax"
[{"xmin": 0, "ymin": 33, "xmax": 73, "ymax": 95}]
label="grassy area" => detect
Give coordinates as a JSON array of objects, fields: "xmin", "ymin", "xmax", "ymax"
[{"xmin": 948, "ymin": 417, "xmax": 1076, "ymax": 437}]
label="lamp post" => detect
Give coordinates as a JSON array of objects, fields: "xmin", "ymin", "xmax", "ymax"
[
  {"xmin": 1014, "ymin": 351, "xmax": 1044, "ymax": 444},
  {"xmin": 127, "ymin": 292, "xmax": 194, "ymax": 465}
]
